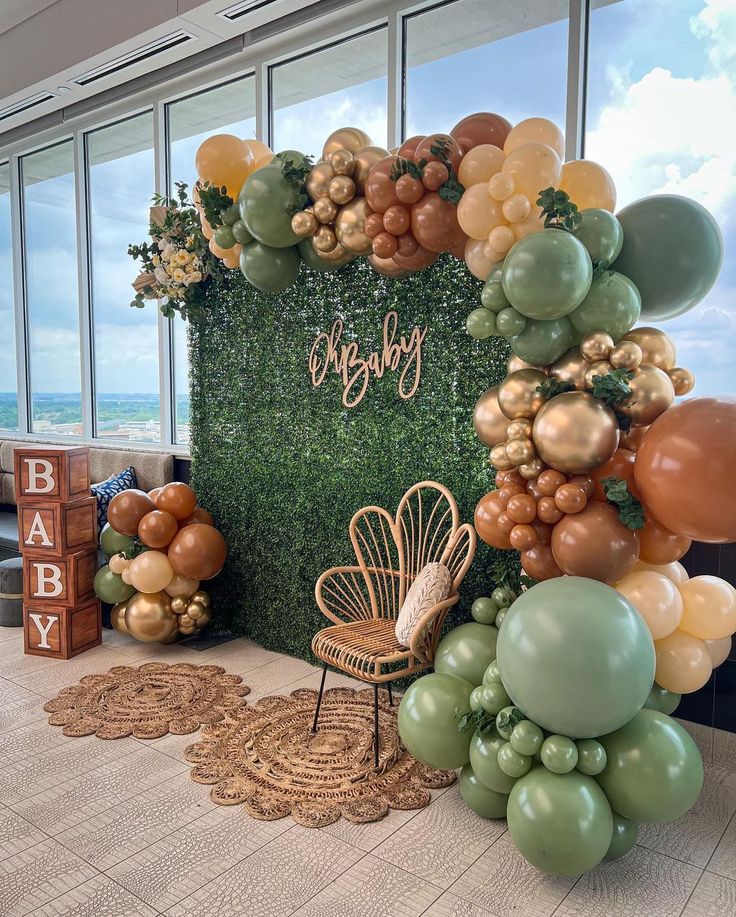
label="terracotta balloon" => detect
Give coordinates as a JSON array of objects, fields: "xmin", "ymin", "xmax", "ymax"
[
  {"xmin": 655, "ymin": 629, "xmax": 712, "ymax": 694},
  {"xmin": 639, "ymin": 512, "xmax": 691, "ymax": 564},
  {"xmin": 411, "ymin": 192, "xmax": 465, "ymax": 253},
  {"xmin": 156, "ymin": 482, "xmax": 197, "ymax": 521},
  {"xmin": 107, "ymin": 489, "xmax": 156, "ymax": 537},
  {"xmin": 368, "ymin": 253, "xmax": 411, "ymax": 278},
  {"xmin": 551, "ymin": 502, "xmax": 639, "ymax": 583},
  {"xmin": 413, "ymin": 133, "xmax": 463, "ymax": 173},
  {"xmin": 620, "ymin": 426, "xmax": 648, "ymax": 453},
  {"xmin": 168, "ymin": 523, "xmax": 228, "ymax": 581},
  {"xmin": 622, "ymin": 327, "xmax": 676, "ymax": 371},
  {"xmin": 393, "ymin": 243, "xmax": 438, "ymax": 272},
  {"xmin": 590, "ymin": 448, "xmax": 638, "ymax": 502},
  {"xmin": 616, "ymin": 570, "xmax": 683, "ymax": 640},
  {"xmin": 383, "ymin": 204, "xmax": 411, "ymax": 236},
  {"xmin": 397, "ymin": 135, "xmax": 425, "ymax": 159},
  {"xmin": 498, "ymin": 369, "xmax": 547, "ymax": 420},
  {"xmin": 450, "ymin": 112, "xmax": 512, "ymax": 153},
  {"xmin": 138, "ymin": 510, "xmax": 178, "ymax": 549},
  {"xmin": 148, "ymin": 487, "xmax": 163, "ymax": 503},
  {"xmin": 559, "ymin": 159, "xmax": 616, "ymax": 211},
  {"xmin": 473, "ymin": 386, "xmax": 510, "ymax": 447},
  {"xmin": 458, "ymin": 144, "xmax": 505, "ymax": 187},
  {"xmin": 521, "ymin": 543, "xmax": 563, "ymax": 580},
  {"xmin": 622, "ymin": 366, "xmax": 675, "ymax": 427},
  {"xmin": 322, "ymin": 127, "xmax": 372, "ymax": 160},
  {"xmin": 195, "ymin": 134, "xmax": 254, "ymax": 198},
  {"xmin": 127, "ymin": 550, "xmax": 174, "ymax": 594},
  {"xmin": 124, "ymin": 591, "xmax": 178, "ymax": 643},
  {"xmin": 635, "ymin": 397, "xmax": 736, "ymax": 543},
  {"xmin": 181, "ymin": 507, "xmax": 215, "ymax": 527},
  {"xmin": 532, "ymin": 392, "xmax": 619, "ymax": 474},
  {"xmin": 165, "ymin": 572, "xmax": 201, "ymax": 598},
  {"xmin": 679, "ymin": 576, "xmax": 736, "ymax": 641},
  {"xmin": 474, "ymin": 491, "xmax": 513, "ymax": 549}
]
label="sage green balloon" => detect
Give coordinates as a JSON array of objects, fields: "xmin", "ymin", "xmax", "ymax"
[
  {"xmin": 510, "ymin": 720, "xmax": 544, "ymax": 757},
  {"xmin": 93, "ymin": 565, "xmax": 135, "ymax": 604},
  {"xmin": 507, "ymin": 769, "xmax": 613, "ymax": 875},
  {"xmin": 469, "ymin": 687, "xmax": 485, "ymax": 712},
  {"xmin": 498, "ymin": 742, "xmax": 532, "ymax": 778},
  {"xmin": 541, "ymin": 735, "xmax": 578, "ymax": 774},
  {"xmin": 435, "ymin": 622, "xmax": 498, "ymax": 687},
  {"xmin": 496, "ymin": 307, "xmax": 526, "ymax": 337},
  {"xmin": 239, "ymin": 240, "xmax": 300, "ymax": 293},
  {"xmin": 502, "ymin": 229, "xmax": 593, "ymax": 320},
  {"xmin": 497, "ymin": 577, "xmax": 655, "ymax": 738},
  {"xmin": 231, "ymin": 219, "xmax": 253, "ymax": 245},
  {"xmin": 614, "ymin": 194, "xmax": 723, "ymax": 321},
  {"xmin": 477, "ymin": 683, "xmax": 510, "ymax": 715},
  {"xmin": 495, "ymin": 608, "xmax": 508, "ymax": 628},
  {"xmin": 99, "ymin": 523, "xmax": 136, "ymax": 558},
  {"xmin": 574, "ymin": 208, "xmax": 624, "ymax": 269},
  {"xmin": 576, "ymin": 739, "xmax": 607, "ymax": 776},
  {"xmin": 214, "ymin": 225, "xmax": 236, "ymax": 249},
  {"xmin": 276, "ymin": 149, "xmax": 312, "ymax": 171},
  {"xmin": 643, "ymin": 683, "xmax": 681, "ymax": 715},
  {"xmin": 605, "ymin": 812, "xmax": 639, "ymax": 861},
  {"xmin": 569, "ymin": 271, "xmax": 641, "ymax": 341},
  {"xmin": 470, "ymin": 729, "xmax": 517, "ymax": 794},
  {"xmin": 471, "ymin": 596, "xmax": 499, "ymax": 625},
  {"xmin": 482, "ymin": 660, "xmax": 502, "ymax": 685},
  {"xmin": 220, "ymin": 203, "xmax": 240, "ymax": 226},
  {"xmin": 480, "ymin": 279, "xmax": 509, "ymax": 312},
  {"xmin": 597, "ymin": 709, "xmax": 703, "ymax": 824},
  {"xmin": 459, "ymin": 764, "xmax": 508, "ymax": 819},
  {"xmin": 508, "ymin": 316, "xmax": 573, "ymax": 365},
  {"xmin": 397, "ymin": 673, "xmax": 474, "ymax": 769},
  {"xmin": 466, "ymin": 307, "xmax": 496, "ymax": 340},
  {"xmin": 297, "ymin": 238, "xmax": 354, "ymax": 272},
  {"xmin": 238, "ymin": 163, "xmax": 302, "ymax": 248}
]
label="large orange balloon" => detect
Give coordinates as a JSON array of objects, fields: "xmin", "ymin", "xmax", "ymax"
[
  {"xmin": 156, "ymin": 482, "xmax": 198, "ymax": 521},
  {"xmin": 635, "ymin": 397, "xmax": 736, "ymax": 543},
  {"xmin": 365, "ymin": 156, "xmax": 401, "ymax": 213},
  {"xmin": 168, "ymin": 524, "xmax": 227, "ymax": 580},
  {"xmin": 138, "ymin": 510, "xmax": 178, "ymax": 549},
  {"xmin": 638, "ymin": 512, "xmax": 691, "ymax": 565},
  {"xmin": 107, "ymin": 490, "xmax": 156, "ymax": 537},
  {"xmin": 474, "ymin": 491, "xmax": 513, "ymax": 549},
  {"xmin": 590, "ymin": 448, "xmax": 639, "ymax": 502},
  {"xmin": 551, "ymin": 502, "xmax": 639, "ymax": 583},
  {"xmin": 195, "ymin": 134, "xmax": 254, "ymax": 198},
  {"xmin": 450, "ymin": 112, "xmax": 512, "ymax": 153},
  {"xmin": 413, "ymin": 134, "xmax": 463, "ymax": 173},
  {"xmin": 411, "ymin": 192, "xmax": 465, "ymax": 253}
]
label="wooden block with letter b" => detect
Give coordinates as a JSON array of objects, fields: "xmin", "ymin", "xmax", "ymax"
[
  {"xmin": 23, "ymin": 598, "xmax": 102, "ymax": 659},
  {"xmin": 18, "ymin": 497, "xmax": 97, "ymax": 558},
  {"xmin": 14, "ymin": 446, "xmax": 90, "ymax": 504},
  {"xmin": 23, "ymin": 547, "xmax": 98, "ymax": 608}
]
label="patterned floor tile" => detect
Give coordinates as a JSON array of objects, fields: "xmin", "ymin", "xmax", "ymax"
[
  {"xmin": 422, "ymin": 892, "xmax": 500, "ymax": 917},
  {"xmin": 676, "ymin": 718, "xmax": 715, "ymax": 764},
  {"xmin": 165, "ymin": 825, "xmax": 363, "ymax": 917},
  {"xmin": 12, "ymin": 648, "xmax": 138, "ymax": 699},
  {"xmin": 31, "ymin": 874, "xmax": 157, "ymax": 917},
  {"xmin": 713, "ymin": 728, "xmax": 736, "ymax": 770},
  {"xmin": 0, "ymin": 806, "xmax": 48, "ymax": 857},
  {"xmin": 135, "ymin": 729, "xmax": 204, "ymax": 761},
  {"xmin": 0, "ymin": 693, "xmax": 47, "ymax": 735},
  {"xmin": 1, "ymin": 643, "xmax": 72, "ymax": 681},
  {"xmin": 229, "ymin": 654, "xmax": 320, "ymax": 699},
  {"xmin": 0, "ymin": 626, "xmax": 23, "ymax": 645},
  {"xmin": 291, "ymin": 854, "xmax": 443, "ymax": 916},
  {"xmin": 682, "ymin": 871, "xmax": 736, "ymax": 916},
  {"xmin": 192, "ymin": 637, "xmax": 284, "ymax": 671},
  {"xmin": 706, "ymin": 811, "xmax": 736, "ymax": 878},
  {"xmin": 554, "ymin": 845, "xmax": 701, "ymax": 917},
  {"xmin": 373, "ymin": 785, "xmax": 505, "ymax": 889},
  {"xmin": 0, "ymin": 718, "xmax": 79, "ymax": 766},
  {"xmin": 0, "ymin": 837, "xmax": 98, "ymax": 917}
]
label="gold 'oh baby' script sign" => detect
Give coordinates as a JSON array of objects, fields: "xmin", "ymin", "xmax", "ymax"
[{"xmin": 309, "ymin": 311, "xmax": 427, "ymax": 408}]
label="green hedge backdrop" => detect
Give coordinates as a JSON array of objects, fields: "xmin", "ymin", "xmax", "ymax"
[{"xmin": 189, "ymin": 253, "xmax": 515, "ymax": 662}]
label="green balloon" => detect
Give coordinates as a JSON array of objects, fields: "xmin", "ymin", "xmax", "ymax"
[
  {"xmin": 220, "ymin": 203, "xmax": 240, "ymax": 226},
  {"xmin": 495, "ymin": 706, "xmax": 518, "ymax": 739},
  {"xmin": 605, "ymin": 812, "xmax": 639, "ymax": 861},
  {"xmin": 495, "ymin": 608, "xmax": 507, "ymax": 628},
  {"xmin": 569, "ymin": 271, "xmax": 641, "ymax": 341},
  {"xmin": 99, "ymin": 523, "xmax": 136, "ymax": 558},
  {"xmin": 574, "ymin": 208, "xmax": 623, "ymax": 269},
  {"xmin": 541, "ymin": 735, "xmax": 579, "ymax": 774},
  {"xmin": 239, "ymin": 240, "xmax": 301, "ymax": 293},
  {"xmin": 502, "ymin": 230, "xmax": 593, "ymax": 320},
  {"xmin": 397, "ymin": 673, "xmax": 474, "ymax": 769},
  {"xmin": 471, "ymin": 597, "xmax": 498, "ymax": 624},
  {"xmin": 459, "ymin": 764, "xmax": 508, "ymax": 819},
  {"xmin": 231, "ymin": 219, "xmax": 253, "ymax": 245},
  {"xmin": 482, "ymin": 660, "xmax": 502, "ymax": 685},
  {"xmin": 238, "ymin": 163, "xmax": 302, "ymax": 248},
  {"xmin": 297, "ymin": 238, "xmax": 354, "ymax": 272},
  {"xmin": 469, "ymin": 687, "xmax": 485, "ymax": 712},
  {"xmin": 466, "ymin": 307, "xmax": 497, "ymax": 340},
  {"xmin": 643, "ymin": 683, "xmax": 681, "ymax": 715},
  {"xmin": 509, "ymin": 316, "xmax": 573, "ymax": 365},
  {"xmin": 614, "ymin": 194, "xmax": 723, "ymax": 321},
  {"xmin": 470, "ymin": 729, "xmax": 517, "ymax": 794},
  {"xmin": 576, "ymin": 739, "xmax": 607, "ymax": 776},
  {"xmin": 597, "ymin": 709, "xmax": 704, "ymax": 824},
  {"xmin": 93, "ymin": 565, "xmax": 135, "ymax": 604},
  {"xmin": 478, "ymin": 683, "xmax": 510, "ymax": 715},
  {"xmin": 435, "ymin": 622, "xmax": 498, "ymax": 687},
  {"xmin": 510, "ymin": 720, "xmax": 544, "ymax": 757},
  {"xmin": 492, "ymin": 586, "xmax": 515, "ymax": 607},
  {"xmin": 480, "ymin": 279, "xmax": 509, "ymax": 312},
  {"xmin": 496, "ymin": 307, "xmax": 526, "ymax": 337},
  {"xmin": 276, "ymin": 149, "xmax": 312, "ymax": 171},
  {"xmin": 498, "ymin": 742, "xmax": 532, "ymax": 778},
  {"xmin": 214, "ymin": 225, "xmax": 236, "ymax": 249},
  {"xmin": 508, "ymin": 769, "xmax": 613, "ymax": 875},
  {"xmin": 497, "ymin": 577, "xmax": 655, "ymax": 738}
]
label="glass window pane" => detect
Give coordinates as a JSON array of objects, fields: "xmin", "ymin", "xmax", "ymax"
[
  {"xmin": 271, "ymin": 29, "xmax": 388, "ymax": 156},
  {"xmin": 0, "ymin": 163, "xmax": 17, "ymax": 431},
  {"xmin": 586, "ymin": 0, "xmax": 736, "ymax": 396},
  {"xmin": 21, "ymin": 141, "xmax": 81, "ymax": 435},
  {"xmin": 173, "ymin": 319, "xmax": 189, "ymax": 445},
  {"xmin": 88, "ymin": 113, "xmax": 159, "ymax": 443},
  {"xmin": 405, "ymin": 0, "xmax": 569, "ymax": 137}
]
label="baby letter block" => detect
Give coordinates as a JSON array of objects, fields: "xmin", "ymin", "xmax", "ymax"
[
  {"xmin": 14, "ymin": 446, "xmax": 90, "ymax": 503},
  {"xmin": 18, "ymin": 497, "xmax": 97, "ymax": 558},
  {"xmin": 23, "ymin": 599, "xmax": 101, "ymax": 659},
  {"xmin": 23, "ymin": 548, "xmax": 97, "ymax": 607}
]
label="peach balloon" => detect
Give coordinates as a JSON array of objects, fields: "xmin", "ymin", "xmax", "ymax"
[
  {"xmin": 164, "ymin": 572, "xmax": 201, "ymax": 598},
  {"xmin": 655, "ymin": 629, "xmax": 712, "ymax": 694},
  {"xmin": 458, "ymin": 145, "xmax": 505, "ymax": 187},
  {"xmin": 501, "ymin": 142, "xmax": 562, "ymax": 201},
  {"xmin": 704, "ymin": 636, "xmax": 732, "ymax": 668},
  {"xmin": 457, "ymin": 184, "xmax": 506, "ymax": 240},
  {"xmin": 632, "ymin": 559, "xmax": 689, "ymax": 587},
  {"xmin": 464, "ymin": 237, "xmax": 498, "ymax": 280},
  {"xmin": 512, "ymin": 205, "xmax": 544, "ymax": 240},
  {"xmin": 244, "ymin": 139, "xmax": 272, "ymax": 165},
  {"xmin": 504, "ymin": 118, "xmax": 565, "ymax": 158},
  {"xmin": 559, "ymin": 159, "xmax": 616, "ymax": 211},
  {"xmin": 195, "ymin": 134, "xmax": 254, "ymax": 198},
  {"xmin": 127, "ymin": 550, "xmax": 174, "ymax": 594},
  {"xmin": 616, "ymin": 570, "xmax": 683, "ymax": 640},
  {"xmin": 678, "ymin": 575, "xmax": 736, "ymax": 640}
]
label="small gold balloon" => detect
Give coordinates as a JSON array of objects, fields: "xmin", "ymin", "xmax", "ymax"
[
  {"xmin": 191, "ymin": 590, "xmax": 211, "ymax": 608},
  {"xmin": 186, "ymin": 602, "xmax": 205, "ymax": 621},
  {"xmin": 322, "ymin": 127, "xmax": 373, "ymax": 160},
  {"xmin": 506, "ymin": 418, "xmax": 533, "ymax": 440},
  {"xmin": 313, "ymin": 225, "xmax": 338, "ymax": 253},
  {"xmin": 490, "ymin": 443, "xmax": 515, "ymax": 471},
  {"xmin": 196, "ymin": 609, "xmax": 211, "ymax": 629},
  {"xmin": 178, "ymin": 623, "xmax": 196, "ymax": 635},
  {"xmin": 473, "ymin": 386, "xmax": 510, "ymax": 448},
  {"xmin": 506, "ymin": 438, "xmax": 536, "ymax": 465},
  {"xmin": 329, "ymin": 148, "xmax": 355, "ymax": 175},
  {"xmin": 352, "ymin": 146, "xmax": 390, "ymax": 193},
  {"xmin": 335, "ymin": 197, "xmax": 374, "ymax": 255},
  {"xmin": 622, "ymin": 327, "xmax": 677, "ymax": 371},
  {"xmin": 532, "ymin": 391, "xmax": 619, "ymax": 474},
  {"xmin": 313, "ymin": 197, "xmax": 338, "ymax": 224},
  {"xmin": 329, "ymin": 174, "xmax": 356, "ymax": 205},
  {"xmin": 170, "ymin": 596, "xmax": 188, "ymax": 614},
  {"xmin": 622, "ymin": 365, "xmax": 675, "ymax": 426},
  {"xmin": 110, "ymin": 601, "xmax": 129, "ymax": 635},
  {"xmin": 584, "ymin": 360, "xmax": 614, "ymax": 389},
  {"xmin": 518, "ymin": 457, "xmax": 546, "ymax": 480},
  {"xmin": 306, "ymin": 161, "xmax": 335, "ymax": 200},
  {"xmin": 124, "ymin": 591, "xmax": 177, "ymax": 643},
  {"xmin": 580, "ymin": 331, "xmax": 615, "ymax": 363},
  {"xmin": 508, "ymin": 355, "xmax": 548, "ymax": 374},
  {"xmin": 498, "ymin": 369, "xmax": 548, "ymax": 420},
  {"xmin": 549, "ymin": 348, "xmax": 589, "ymax": 391},
  {"xmin": 367, "ymin": 253, "xmax": 411, "ymax": 278},
  {"xmin": 669, "ymin": 366, "xmax": 695, "ymax": 396},
  {"xmin": 311, "ymin": 239, "xmax": 354, "ymax": 265},
  {"xmin": 610, "ymin": 340, "xmax": 643, "ymax": 371},
  {"xmin": 291, "ymin": 210, "xmax": 318, "ymax": 238}
]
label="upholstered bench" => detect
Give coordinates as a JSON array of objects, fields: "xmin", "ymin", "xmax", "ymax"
[{"xmin": 0, "ymin": 556, "xmax": 23, "ymax": 626}]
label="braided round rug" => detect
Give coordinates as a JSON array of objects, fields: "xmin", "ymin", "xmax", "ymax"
[
  {"xmin": 43, "ymin": 662, "xmax": 250, "ymax": 740},
  {"xmin": 184, "ymin": 686, "xmax": 456, "ymax": 827}
]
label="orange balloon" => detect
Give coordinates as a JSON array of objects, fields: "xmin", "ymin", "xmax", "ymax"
[
  {"xmin": 590, "ymin": 448, "xmax": 639, "ymax": 502},
  {"xmin": 138, "ymin": 510, "xmax": 179, "ymax": 549},
  {"xmin": 655, "ymin": 629, "xmax": 712, "ymax": 694},
  {"xmin": 148, "ymin": 487, "xmax": 163, "ymax": 503},
  {"xmin": 411, "ymin": 192, "xmax": 466, "ymax": 253},
  {"xmin": 457, "ymin": 185, "xmax": 506, "ymax": 241},
  {"xmin": 501, "ymin": 143, "xmax": 562, "ymax": 201},
  {"xmin": 559, "ymin": 159, "xmax": 616, "ymax": 211},
  {"xmin": 616, "ymin": 570, "xmax": 683, "ymax": 640},
  {"xmin": 551, "ymin": 502, "xmax": 639, "ymax": 583},
  {"xmin": 521, "ymin": 543, "xmax": 563, "ymax": 580},
  {"xmin": 244, "ymin": 139, "xmax": 272, "ymax": 165},
  {"xmin": 180, "ymin": 507, "xmax": 215, "ymax": 527},
  {"xmin": 168, "ymin": 524, "xmax": 228, "ymax": 581},
  {"xmin": 679, "ymin": 576, "xmax": 736, "ymax": 641},
  {"xmin": 638, "ymin": 511, "xmax": 691, "ymax": 565},
  {"xmin": 195, "ymin": 134, "xmax": 254, "ymax": 198},
  {"xmin": 704, "ymin": 636, "xmax": 732, "ymax": 667},
  {"xmin": 107, "ymin": 490, "xmax": 156, "ymax": 537},
  {"xmin": 474, "ymin": 491, "xmax": 513, "ymax": 549},
  {"xmin": 156, "ymin": 483, "xmax": 198, "ymax": 521},
  {"xmin": 458, "ymin": 144, "xmax": 505, "ymax": 187},
  {"xmin": 450, "ymin": 113, "xmax": 512, "ymax": 154},
  {"xmin": 635, "ymin": 397, "xmax": 736, "ymax": 543}
]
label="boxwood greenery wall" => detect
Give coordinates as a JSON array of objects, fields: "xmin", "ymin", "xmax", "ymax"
[{"xmin": 189, "ymin": 253, "xmax": 515, "ymax": 662}]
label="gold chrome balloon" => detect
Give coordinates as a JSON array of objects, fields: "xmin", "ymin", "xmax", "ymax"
[
  {"xmin": 367, "ymin": 253, "xmax": 411, "ymax": 278},
  {"xmin": 335, "ymin": 197, "xmax": 374, "ymax": 255},
  {"xmin": 329, "ymin": 175, "xmax": 356, "ymax": 205},
  {"xmin": 170, "ymin": 596, "xmax": 188, "ymax": 614},
  {"xmin": 186, "ymin": 602, "xmax": 206, "ymax": 621},
  {"xmin": 490, "ymin": 443, "xmax": 515, "ymax": 471},
  {"xmin": 508, "ymin": 354, "xmax": 548, "ymax": 374},
  {"xmin": 353, "ymin": 146, "xmax": 390, "ymax": 193},
  {"xmin": 580, "ymin": 331, "xmax": 614, "ymax": 363},
  {"xmin": 549, "ymin": 348, "xmax": 589, "ymax": 391},
  {"xmin": 322, "ymin": 127, "xmax": 373, "ymax": 160},
  {"xmin": 313, "ymin": 225, "xmax": 338, "ymax": 253},
  {"xmin": 498, "ymin": 369, "xmax": 548, "ymax": 420},
  {"xmin": 191, "ymin": 590, "xmax": 211, "ymax": 608},
  {"xmin": 584, "ymin": 360, "xmax": 614, "ymax": 389},
  {"xmin": 329, "ymin": 148, "xmax": 355, "ymax": 175},
  {"xmin": 310, "ymin": 239, "xmax": 354, "ymax": 265},
  {"xmin": 291, "ymin": 210, "xmax": 318, "ymax": 238},
  {"xmin": 610, "ymin": 340, "xmax": 643, "ymax": 370},
  {"xmin": 313, "ymin": 197, "xmax": 338, "ymax": 224},
  {"xmin": 622, "ymin": 327, "xmax": 676, "ymax": 371},
  {"xmin": 124, "ymin": 591, "xmax": 178, "ymax": 643},
  {"xmin": 532, "ymin": 391, "xmax": 619, "ymax": 474},
  {"xmin": 506, "ymin": 418, "xmax": 533, "ymax": 440},
  {"xmin": 669, "ymin": 366, "xmax": 695, "ymax": 396},
  {"xmin": 473, "ymin": 386, "xmax": 510, "ymax": 447},
  {"xmin": 306, "ymin": 161, "xmax": 335, "ymax": 200},
  {"xmin": 110, "ymin": 601, "xmax": 129, "ymax": 634},
  {"xmin": 506, "ymin": 438, "xmax": 535, "ymax": 465},
  {"xmin": 518, "ymin": 457, "xmax": 546, "ymax": 480},
  {"xmin": 622, "ymin": 365, "xmax": 675, "ymax": 426}
]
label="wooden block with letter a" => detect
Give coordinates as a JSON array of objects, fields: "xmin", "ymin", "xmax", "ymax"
[
  {"xmin": 23, "ymin": 599, "xmax": 101, "ymax": 659},
  {"xmin": 23, "ymin": 547, "xmax": 98, "ymax": 607},
  {"xmin": 18, "ymin": 496, "xmax": 97, "ymax": 558},
  {"xmin": 14, "ymin": 446, "xmax": 90, "ymax": 503}
]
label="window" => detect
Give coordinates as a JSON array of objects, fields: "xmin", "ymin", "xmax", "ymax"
[
  {"xmin": 0, "ymin": 163, "xmax": 17, "ymax": 431},
  {"xmin": 87, "ymin": 113, "xmax": 159, "ymax": 442},
  {"xmin": 404, "ymin": 0, "xmax": 569, "ymax": 138},
  {"xmin": 271, "ymin": 28, "xmax": 388, "ymax": 156},
  {"xmin": 586, "ymin": 0, "xmax": 736, "ymax": 396},
  {"xmin": 21, "ymin": 141, "xmax": 82, "ymax": 435}
]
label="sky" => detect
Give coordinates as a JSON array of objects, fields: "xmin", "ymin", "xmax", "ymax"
[{"xmin": 0, "ymin": 0, "xmax": 734, "ymax": 414}]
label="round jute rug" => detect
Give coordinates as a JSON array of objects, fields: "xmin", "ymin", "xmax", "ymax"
[
  {"xmin": 184, "ymin": 686, "xmax": 456, "ymax": 827},
  {"xmin": 43, "ymin": 662, "xmax": 250, "ymax": 740}
]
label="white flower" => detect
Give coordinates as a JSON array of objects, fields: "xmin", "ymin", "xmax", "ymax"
[
  {"xmin": 154, "ymin": 266, "xmax": 169, "ymax": 284},
  {"xmin": 189, "ymin": 270, "xmax": 202, "ymax": 283},
  {"xmin": 157, "ymin": 238, "xmax": 167, "ymax": 251},
  {"xmin": 172, "ymin": 268, "xmax": 186, "ymax": 283},
  {"xmin": 162, "ymin": 243, "xmax": 177, "ymax": 261}
]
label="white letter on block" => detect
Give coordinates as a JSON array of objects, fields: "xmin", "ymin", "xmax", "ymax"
[
  {"xmin": 25, "ymin": 458, "xmax": 55, "ymax": 494},
  {"xmin": 26, "ymin": 512, "xmax": 53, "ymax": 547},
  {"xmin": 29, "ymin": 613, "xmax": 58, "ymax": 649},
  {"xmin": 34, "ymin": 563, "xmax": 63, "ymax": 597}
]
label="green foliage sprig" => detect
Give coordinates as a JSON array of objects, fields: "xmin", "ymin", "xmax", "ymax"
[
  {"xmin": 602, "ymin": 476, "xmax": 645, "ymax": 529},
  {"xmin": 537, "ymin": 187, "xmax": 582, "ymax": 231},
  {"xmin": 197, "ymin": 182, "xmax": 233, "ymax": 229},
  {"xmin": 537, "ymin": 377, "xmax": 575, "ymax": 400},
  {"xmin": 590, "ymin": 368, "xmax": 634, "ymax": 431},
  {"xmin": 390, "ymin": 139, "xmax": 465, "ymax": 204},
  {"xmin": 457, "ymin": 708, "xmax": 495, "ymax": 734},
  {"xmin": 495, "ymin": 706, "xmax": 526, "ymax": 734},
  {"xmin": 277, "ymin": 152, "xmax": 313, "ymax": 213},
  {"xmin": 390, "ymin": 157, "xmax": 423, "ymax": 182}
]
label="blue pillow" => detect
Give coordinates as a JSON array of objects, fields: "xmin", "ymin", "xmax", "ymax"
[{"xmin": 91, "ymin": 466, "xmax": 138, "ymax": 533}]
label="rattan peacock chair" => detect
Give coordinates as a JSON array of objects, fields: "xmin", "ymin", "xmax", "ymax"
[{"xmin": 311, "ymin": 481, "xmax": 477, "ymax": 765}]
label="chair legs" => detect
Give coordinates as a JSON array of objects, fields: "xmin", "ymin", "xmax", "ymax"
[
  {"xmin": 311, "ymin": 663, "xmax": 328, "ymax": 734},
  {"xmin": 373, "ymin": 683, "xmax": 380, "ymax": 767},
  {"xmin": 387, "ymin": 683, "xmax": 393, "ymax": 707},
  {"xmin": 313, "ymin": 664, "xmax": 383, "ymax": 767}
]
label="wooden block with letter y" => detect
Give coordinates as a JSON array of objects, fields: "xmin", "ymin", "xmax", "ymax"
[{"xmin": 23, "ymin": 599, "xmax": 101, "ymax": 659}]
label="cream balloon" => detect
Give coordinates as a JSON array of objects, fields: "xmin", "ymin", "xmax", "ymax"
[
  {"xmin": 464, "ymin": 237, "xmax": 498, "ymax": 280},
  {"xmin": 632, "ymin": 559, "xmax": 689, "ymax": 587},
  {"xmin": 127, "ymin": 551, "xmax": 174, "ymax": 594},
  {"xmin": 679, "ymin": 576, "xmax": 736, "ymax": 641},
  {"xmin": 503, "ymin": 118, "xmax": 565, "ymax": 158},
  {"xmin": 512, "ymin": 205, "xmax": 544, "ymax": 240},
  {"xmin": 164, "ymin": 572, "xmax": 201, "ymax": 598},
  {"xmin": 501, "ymin": 142, "xmax": 562, "ymax": 201},
  {"xmin": 705, "ymin": 636, "xmax": 732, "ymax": 668},
  {"xmin": 559, "ymin": 159, "xmax": 616, "ymax": 211},
  {"xmin": 655, "ymin": 629, "xmax": 712, "ymax": 694},
  {"xmin": 457, "ymin": 184, "xmax": 506, "ymax": 240},
  {"xmin": 458, "ymin": 144, "xmax": 505, "ymax": 187},
  {"xmin": 616, "ymin": 570, "xmax": 683, "ymax": 640}
]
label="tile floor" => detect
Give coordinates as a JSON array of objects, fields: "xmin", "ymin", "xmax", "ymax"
[{"xmin": 1, "ymin": 624, "xmax": 736, "ymax": 917}]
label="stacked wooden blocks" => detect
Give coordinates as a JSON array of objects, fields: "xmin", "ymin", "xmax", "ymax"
[{"xmin": 15, "ymin": 446, "xmax": 101, "ymax": 659}]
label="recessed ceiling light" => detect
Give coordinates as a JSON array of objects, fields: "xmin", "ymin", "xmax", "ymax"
[{"xmin": 57, "ymin": 86, "xmax": 72, "ymax": 93}]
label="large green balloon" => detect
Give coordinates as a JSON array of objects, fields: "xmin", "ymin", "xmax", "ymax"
[
  {"xmin": 502, "ymin": 230, "xmax": 593, "ymax": 320},
  {"xmin": 605, "ymin": 812, "xmax": 639, "ymax": 861},
  {"xmin": 574, "ymin": 208, "xmax": 623, "ymax": 269},
  {"xmin": 597, "ymin": 709, "xmax": 703, "ymax": 824},
  {"xmin": 297, "ymin": 239, "xmax": 354, "ymax": 272},
  {"xmin": 507, "ymin": 768, "xmax": 613, "ymax": 875},
  {"xmin": 397, "ymin": 672, "xmax": 474, "ymax": 769},
  {"xmin": 93, "ymin": 565, "xmax": 135, "ymax": 604},
  {"xmin": 239, "ymin": 240, "xmax": 301, "ymax": 293},
  {"xmin": 275, "ymin": 149, "xmax": 312, "ymax": 171},
  {"xmin": 497, "ymin": 577, "xmax": 655, "ymax": 738},
  {"xmin": 568, "ymin": 271, "xmax": 641, "ymax": 342},
  {"xmin": 99, "ymin": 523, "xmax": 136, "ymax": 558},
  {"xmin": 459, "ymin": 764, "xmax": 508, "ymax": 819},
  {"xmin": 434, "ymin": 622, "xmax": 498, "ymax": 687},
  {"xmin": 613, "ymin": 194, "xmax": 723, "ymax": 321},
  {"xmin": 469, "ymin": 729, "xmax": 518, "ymax": 794},
  {"xmin": 238, "ymin": 163, "xmax": 302, "ymax": 248},
  {"xmin": 508, "ymin": 316, "xmax": 573, "ymax": 365}
]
